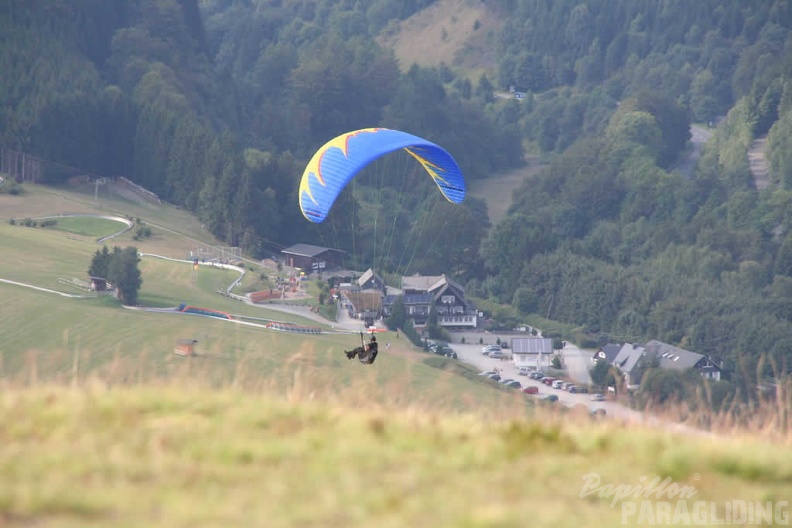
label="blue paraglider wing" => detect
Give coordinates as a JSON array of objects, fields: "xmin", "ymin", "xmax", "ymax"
[{"xmin": 299, "ymin": 128, "xmax": 465, "ymax": 223}]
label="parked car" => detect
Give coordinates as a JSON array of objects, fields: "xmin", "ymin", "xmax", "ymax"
[
  {"xmin": 487, "ymin": 374, "xmax": 501, "ymax": 382},
  {"xmin": 591, "ymin": 408, "xmax": 607, "ymax": 418},
  {"xmin": 542, "ymin": 377, "xmax": 556, "ymax": 386},
  {"xmin": 590, "ymin": 393, "xmax": 605, "ymax": 401},
  {"xmin": 529, "ymin": 372, "xmax": 545, "ymax": 380},
  {"xmin": 522, "ymin": 386, "xmax": 539, "ymax": 395},
  {"xmin": 489, "ymin": 350, "xmax": 509, "ymax": 359},
  {"xmin": 478, "ymin": 371, "xmax": 496, "ymax": 376},
  {"xmin": 504, "ymin": 380, "xmax": 522, "ymax": 389},
  {"xmin": 541, "ymin": 394, "xmax": 559, "ymax": 402},
  {"xmin": 551, "ymin": 380, "xmax": 564, "ymax": 389},
  {"xmin": 481, "ymin": 345, "xmax": 501, "ymax": 355},
  {"xmin": 499, "ymin": 378, "xmax": 516, "ymax": 385},
  {"xmin": 440, "ymin": 345, "xmax": 457, "ymax": 358},
  {"xmin": 570, "ymin": 386, "xmax": 587, "ymax": 394}
]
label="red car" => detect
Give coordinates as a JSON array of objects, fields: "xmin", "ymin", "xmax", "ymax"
[{"xmin": 522, "ymin": 386, "xmax": 539, "ymax": 395}]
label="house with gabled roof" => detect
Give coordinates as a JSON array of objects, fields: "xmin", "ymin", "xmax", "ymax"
[
  {"xmin": 612, "ymin": 341, "xmax": 723, "ymax": 388},
  {"xmin": 591, "ymin": 343, "xmax": 622, "ymax": 366},
  {"xmin": 383, "ymin": 273, "xmax": 478, "ymax": 328},
  {"xmin": 612, "ymin": 343, "xmax": 646, "ymax": 388},
  {"xmin": 427, "ymin": 275, "xmax": 477, "ymax": 328},
  {"xmin": 357, "ymin": 268, "xmax": 385, "ymax": 291},
  {"xmin": 281, "ymin": 243, "xmax": 345, "ymax": 272},
  {"xmin": 511, "ymin": 337, "xmax": 555, "ymax": 369},
  {"xmin": 644, "ymin": 340, "xmax": 721, "ymax": 381}
]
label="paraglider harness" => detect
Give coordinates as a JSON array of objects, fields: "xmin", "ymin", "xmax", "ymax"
[{"xmin": 345, "ymin": 332, "xmax": 379, "ymax": 364}]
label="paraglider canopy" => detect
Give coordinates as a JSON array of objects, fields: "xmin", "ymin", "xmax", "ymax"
[{"xmin": 299, "ymin": 128, "xmax": 465, "ymax": 223}]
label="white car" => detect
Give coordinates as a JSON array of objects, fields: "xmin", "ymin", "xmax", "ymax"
[{"xmin": 590, "ymin": 393, "xmax": 605, "ymax": 401}]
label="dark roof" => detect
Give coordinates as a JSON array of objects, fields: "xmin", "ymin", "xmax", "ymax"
[
  {"xmin": 358, "ymin": 268, "xmax": 383, "ymax": 288},
  {"xmin": 281, "ymin": 243, "xmax": 344, "ymax": 257},
  {"xmin": 430, "ymin": 278, "xmax": 464, "ymax": 302},
  {"xmin": 429, "ymin": 275, "xmax": 464, "ymax": 295},
  {"xmin": 613, "ymin": 343, "xmax": 644, "ymax": 373},
  {"xmin": 644, "ymin": 340, "xmax": 704, "ymax": 370},
  {"xmin": 598, "ymin": 343, "xmax": 622, "ymax": 363}
]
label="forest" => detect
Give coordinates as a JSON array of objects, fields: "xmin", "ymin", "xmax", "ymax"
[{"xmin": 1, "ymin": 0, "xmax": 792, "ymax": 395}]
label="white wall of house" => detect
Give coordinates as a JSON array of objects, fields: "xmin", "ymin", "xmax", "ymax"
[
  {"xmin": 513, "ymin": 353, "xmax": 555, "ymax": 369},
  {"xmin": 438, "ymin": 314, "xmax": 477, "ymax": 328}
]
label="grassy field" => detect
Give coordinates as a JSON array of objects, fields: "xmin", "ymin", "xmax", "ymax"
[
  {"xmin": 377, "ymin": 0, "xmax": 502, "ymax": 79},
  {"xmin": 467, "ymin": 162, "xmax": 544, "ymax": 226},
  {"xmin": 3, "ymin": 385, "xmax": 792, "ymax": 528},
  {"xmin": 0, "ymin": 182, "xmax": 522, "ymax": 406},
  {"xmin": 3, "ymin": 182, "xmax": 792, "ymax": 527}
]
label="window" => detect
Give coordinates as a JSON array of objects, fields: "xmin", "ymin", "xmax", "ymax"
[{"xmin": 441, "ymin": 295, "xmax": 455, "ymax": 304}]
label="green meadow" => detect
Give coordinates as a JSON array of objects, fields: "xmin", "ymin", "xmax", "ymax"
[{"xmin": 2, "ymin": 184, "xmax": 792, "ymax": 527}]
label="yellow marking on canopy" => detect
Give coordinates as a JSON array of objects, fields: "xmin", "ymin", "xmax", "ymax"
[{"xmin": 300, "ymin": 128, "xmax": 382, "ymax": 206}]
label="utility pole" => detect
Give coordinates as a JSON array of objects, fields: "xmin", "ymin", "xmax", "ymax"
[{"xmin": 94, "ymin": 177, "xmax": 108, "ymax": 205}]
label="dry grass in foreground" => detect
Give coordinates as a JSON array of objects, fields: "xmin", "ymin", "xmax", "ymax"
[{"xmin": 2, "ymin": 373, "xmax": 792, "ymax": 528}]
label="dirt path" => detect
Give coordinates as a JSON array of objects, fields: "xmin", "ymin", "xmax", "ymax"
[
  {"xmin": 749, "ymin": 135, "xmax": 771, "ymax": 190},
  {"xmin": 674, "ymin": 125, "xmax": 712, "ymax": 177}
]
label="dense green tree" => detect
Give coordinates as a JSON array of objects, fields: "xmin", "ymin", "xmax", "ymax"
[
  {"xmin": 108, "ymin": 246, "xmax": 142, "ymax": 306},
  {"xmin": 385, "ymin": 295, "xmax": 407, "ymax": 332},
  {"xmin": 88, "ymin": 246, "xmax": 113, "ymax": 278},
  {"xmin": 7, "ymin": 0, "xmax": 792, "ymax": 388}
]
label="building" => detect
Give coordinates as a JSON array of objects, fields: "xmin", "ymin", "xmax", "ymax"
[
  {"xmin": 89, "ymin": 276, "xmax": 108, "ymax": 291},
  {"xmin": 510, "ymin": 337, "xmax": 555, "ymax": 369},
  {"xmin": 612, "ymin": 343, "xmax": 646, "ymax": 388},
  {"xmin": 280, "ymin": 243, "xmax": 345, "ymax": 272},
  {"xmin": 385, "ymin": 273, "xmax": 478, "ymax": 328},
  {"xmin": 357, "ymin": 268, "xmax": 385, "ymax": 291},
  {"xmin": 644, "ymin": 340, "xmax": 722, "ymax": 381},
  {"xmin": 612, "ymin": 341, "xmax": 722, "ymax": 387},
  {"xmin": 591, "ymin": 343, "xmax": 622, "ymax": 366}
]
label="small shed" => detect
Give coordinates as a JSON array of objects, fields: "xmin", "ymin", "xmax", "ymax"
[
  {"xmin": 89, "ymin": 276, "xmax": 108, "ymax": 291},
  {"xmin": 281, "ymin": 243, "xmax": 345, "ymax": 272},
  {"xmin": 174, "ymin": 339, "xmax": 198, "ymax": 356}
]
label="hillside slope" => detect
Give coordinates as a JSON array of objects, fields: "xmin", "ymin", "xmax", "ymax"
[
  {"xmin": 2, "ymin": 386, "xmax": 791, "ymax": 528},
  {"xmin": 377, "ymin": 0, "xmax": 501, "ymax": 76}
]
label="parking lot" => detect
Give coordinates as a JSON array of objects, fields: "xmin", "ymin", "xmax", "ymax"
[
  {"xmin": 448, "ymin": 337, "xmax": 617, "ymax": 415},
  {"xmin": 444, "ymin": 332, "xmax": 710, "ymax": 433}
]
